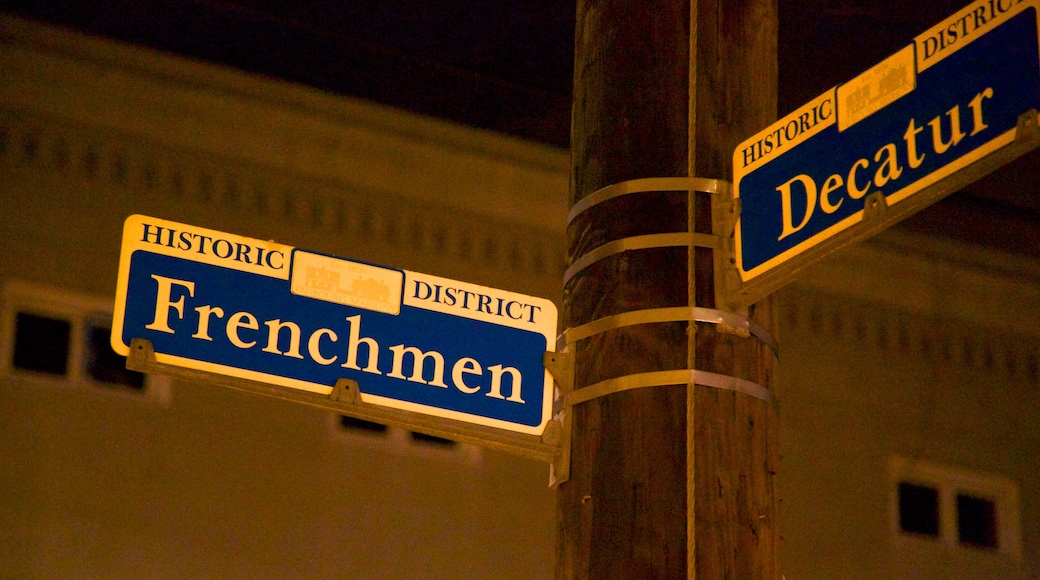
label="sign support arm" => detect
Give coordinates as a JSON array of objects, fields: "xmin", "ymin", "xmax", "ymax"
[{"xmin": 127, "ymin": 338, "xmax": 565, "ymax": 465}]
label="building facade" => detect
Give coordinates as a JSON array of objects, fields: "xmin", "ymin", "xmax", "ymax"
[{"xmin": 1, "ymin": 16, "xmax": 1037, "ymax": 578}]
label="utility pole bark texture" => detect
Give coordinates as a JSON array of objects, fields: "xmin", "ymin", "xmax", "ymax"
[{"xmin": 557, "ymin": 0, "xmax": 780, "ymax": 578}]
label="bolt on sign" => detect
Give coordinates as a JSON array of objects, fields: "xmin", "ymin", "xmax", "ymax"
[
  {"xmin": 728, "ymin": 0, "xmax": 1040, "ymax": 308},
  {"xmin": 111, "ymin": 215, "xmax": 558, "ymax": 436}
]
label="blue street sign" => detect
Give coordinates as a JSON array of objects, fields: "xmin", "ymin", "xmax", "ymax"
[
  {"xmin": 112, "ymin": 215, "xmax": 558, "ymax": 436},
  {"xmin": 731, "ymin": 0, "xmax": 1040, "ymax": 305}
]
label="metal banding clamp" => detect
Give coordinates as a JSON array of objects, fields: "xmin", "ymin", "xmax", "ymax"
[
  {"xmin": 559, "ymin": 306, "xmax": 778, "ymax": 356},
  {"xmin": 566, "ymin": 176, "xmax": 729, "ymax": 225},
  {"xmin": 557, "ymin": 176, "xmax": 777, "ymax": 409}
]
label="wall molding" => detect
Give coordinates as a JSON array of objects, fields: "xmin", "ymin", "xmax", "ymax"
[
  {"xmin": 0, "ymin": 107, "xmax": 566, "ymax": 300},
  {"xmin": 782, "ymin": 285, "xmax": 1040, "ymax": 385}
]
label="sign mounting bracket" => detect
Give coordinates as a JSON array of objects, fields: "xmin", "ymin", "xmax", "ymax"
[{"xmin": 128, "ymin": 338, "xmax": 568, "ymax": 476}]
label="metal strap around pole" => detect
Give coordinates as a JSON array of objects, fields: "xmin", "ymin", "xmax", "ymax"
[
  {"xmin": 559, "ymin": 306, "xmax": 778, "ymax": 355},
  {"xmin": 557, "ymin": 175, "xmax": 774, "ymax": 409},
  {"xmin": 564, "ymin": 177, "xmax": 732, "ymax": 285},
  {"xmin": 563, "ymin": 232, "xmax": 720, "ymax": 285},
  {"xmin": 567, "ymin": 176, "xmax": 730, "ymax": 226},
  {"xmin": 564, "ymin": 369, "xmax": 775, "ymax": 408}
]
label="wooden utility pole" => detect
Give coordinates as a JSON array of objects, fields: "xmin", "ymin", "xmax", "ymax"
[{"xmin": 556, "ymin": 0, "xmax": 780, "ymax": 577}]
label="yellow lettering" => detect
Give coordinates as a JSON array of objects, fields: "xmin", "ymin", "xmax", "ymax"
[
  {"xmin": 929, "ymin": 105, "xmax": 966, "ymax": 154},
  {"xmin": 776, "ymin": 174, "xmax": 817, "ymax": 241},
  {"xmin": 487, "ymin": 364, "xmax": 524, "ymax": 403},
  {"xmin": 968, "ymin": 87, "xmax": 994, "ymax": 136},
  {"xmin": 452, "ymin": 357, "xmax": 483, "ymax": 394},
  {"xmin": 192, "ymin": 305, "xmax": 224, "ymax": 340},
  {"xmin": 873, "ymin": 143, "xmax": 903, "ymax": 188},
  {"xmin": 847, "ymin": 158, "xmax": 871, "ymax": 200},
  {"xmin": 341, "ymin": 315, "xmax": 381, "ymax": 375},
  {"xmin": 226, "ymin": 312, "xmax": 259, "ymax": 349},
  {"xmin": 262, "ymin": 319, "xmax": 304, "ymax": 359},
  {"xmin": 388, "ymin": 345, "xmax": 448, "ymax": 387},
  {"xmin": 308, "ymin": 328, "xmax": 338, "ymax": 365},
  {"xmin": 145, "ymin": 275, "xmax": 195, "ymax": 334},
  {"xmin": 903, "ymin": 119, "xmax": 926, "ymax": 169},
  {"xmin": 819, "ymin": 174, "xmax": 844, "ymax": 214}
]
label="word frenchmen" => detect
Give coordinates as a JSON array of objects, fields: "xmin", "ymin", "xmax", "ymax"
[{"xmin": 144, "ymin": 274, "xmax": 526, "ymax": 403}]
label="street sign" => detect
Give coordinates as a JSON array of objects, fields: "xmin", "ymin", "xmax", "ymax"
[
  {"xmin": 112, "ymin": 215, "xmax": 558, "ymax": 436},
  {"xmin": 728, "ymin": 0, "xmax": 1040, "ymax": 308}
]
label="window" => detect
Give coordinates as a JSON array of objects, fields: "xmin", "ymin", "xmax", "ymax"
[
  {"xmin": 890, "ymin": 456, "xmax": 1021, "ymax": 558},
  {"xmin": 409, "ymin": 430, "xmax": 457, "ymax": 448},
  {"xmin": 330, "ymin": 413, "xmax": 479, "ymax": 464},
  {"xmin": 957, "ymin": 493, "xmax": 998, "ymax": 549},
  {"xmin": 1, "ymin": 280, "xmax": 168, "ymax": 403},
  {"xmin": 898, "ymin": 481, "xmax": 939, "ymax": 537},
  {"xmin": 12, "ymin": 312, "xmax": 71, "ymax": 375},
  {"xmin": 85, "ymin": 316, "xmax": 146, "ymax": 390},
  {"xmin": 338, "ymin": 414, "xmax": 389, "ymax": 435}
]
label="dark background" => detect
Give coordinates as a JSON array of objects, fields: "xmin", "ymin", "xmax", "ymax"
[{"xmin": 5, "ymin": 0, "xmax": 1038, "ymax": 255}]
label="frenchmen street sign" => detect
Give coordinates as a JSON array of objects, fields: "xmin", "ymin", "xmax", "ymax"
[
  {"xmin": 112, "ymin": 215, "xmax": 558, "ymax": 436},
  {"xmin": 729, "ymin": 0, "xmax": 1040, "ymax": 308}
]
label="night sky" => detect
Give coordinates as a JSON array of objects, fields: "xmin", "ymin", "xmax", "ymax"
[{"xmin": 5, "ymin": 0, "xmax": 1039, "ymax": 255}]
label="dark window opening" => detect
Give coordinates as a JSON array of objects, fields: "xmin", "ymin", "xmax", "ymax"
[
  {"xmin": 957, "ymin": 494, "xmax": 998, "ymax": 549},
  {"xmin": 409, "ymin": 431, "xmax": 457, "ymax": 448},
  {"xmin": 86, "ymin": 323, "xmax": 145, "ymax": 390},
  {"xmin": 13, "ymin": 312, "xmax": 70, "ymax": 375},
  {"xmin": 899, "ymin": 482, "xmax": 940, "ymax": 537},
  {"xmin": 339, "ymin": 415, "xmax": 389, "ymax": 435}
]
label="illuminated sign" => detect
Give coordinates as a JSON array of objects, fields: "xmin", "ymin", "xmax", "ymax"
[
  {"xmin": 730, "ymin": 0, "xmax": 1040, "ymax": 306},
  {"xmin": 112, "ymin": 215, "xmax": 558, "ymax": 435}
]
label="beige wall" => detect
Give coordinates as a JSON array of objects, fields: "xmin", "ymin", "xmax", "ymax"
[
  {"xmin": 779, "ymin": 278, "xmax": 1039, "ymax": 578},
  {"xmin": 1, "ymin": 16, "xmax": 1038, "ymax": 579}
]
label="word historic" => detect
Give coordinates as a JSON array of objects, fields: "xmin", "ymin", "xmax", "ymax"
[{"xmin": 139, "ymin": 223, "xmax": 286, "ymax": 271}]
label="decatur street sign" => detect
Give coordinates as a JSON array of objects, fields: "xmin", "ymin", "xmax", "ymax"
[{"xmin": 728, "ymin": 0, "xmax": 1040, "ymax": 308}]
